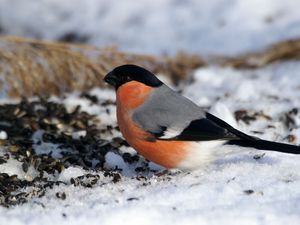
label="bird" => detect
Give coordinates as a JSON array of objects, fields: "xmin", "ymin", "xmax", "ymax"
[{"xmin": 104, "ymin": 64, "xmax": 300, "ymax": 170}]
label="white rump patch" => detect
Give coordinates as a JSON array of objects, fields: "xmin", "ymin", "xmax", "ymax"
[{"xmin": 178, "ymin": 140, "xmax": 227, "ymax": 170}]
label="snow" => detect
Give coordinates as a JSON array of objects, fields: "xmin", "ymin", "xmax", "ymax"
[
  {"xmin": 0, "ymin": 61, "xmax": 300, "ymax": 224},
  {"xmin": 0, "ymin": 157, "xmax": 39, "ymax": 181},
  {"xmin": 72, "ymin": 130, "xmax": 87, "ymax": 140},
  {"xmin": 0, "ymin": 130, "xmax": 7, "ymax": 139},
  {"xmin": 0, "ymin": 0, "xmax": 300, "ymax": 224},
  {"xmin": 32, "ymin": 130, "xmax": 65, "ymax": 158},
  {"xmin": 0, "ymin": 0, "xmax": 300, "ymax": 55},
  {"xmin": 58, "ymin": 167, "xmax": 86, "ymax": 183},
  {"xmin": 104, "ymin": 152, "xmax": 128, "ymax": 171}
]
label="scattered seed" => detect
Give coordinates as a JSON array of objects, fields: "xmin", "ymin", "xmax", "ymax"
[
  {"xmin": 253, "ymin": 153, "xmax": 265, "ymax": 160},
  {"xmin": 235, "ymin": 110, "xmax": 272, "ymax": 125},
  {"xmin": 287, "ymin": 134, "xmax": 296, "ymax": 143},
  {"xmin": 0, "ymin": 158, "xmax": 7, "ymax": 164},
  {"xmin": 244, "ymin": 189, "xmax": 254, "ymax": 195},
  {"xmin": 56, "ymin": 192, "xmax": 66, "ymax": 200},
  {"xmin": 127, "ymin": 197, "xmax": 139, "ymax": 201},
  {"xmin": 22, "ymin": 161, "xmax": 29, "ymax": 173},
  {"xmin": 104, "ymin": 171, "xmax": 121, "ymax": 183}
]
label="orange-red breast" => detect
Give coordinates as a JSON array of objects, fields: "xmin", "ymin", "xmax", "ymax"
[{"xmin": 104, "ymin": 64, "xmax": 300, "ymax": 170}]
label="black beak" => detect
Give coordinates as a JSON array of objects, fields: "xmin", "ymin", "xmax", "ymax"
[{"xmin": 104, "ymin": 71, "xmax": 118, "ymax": 87}]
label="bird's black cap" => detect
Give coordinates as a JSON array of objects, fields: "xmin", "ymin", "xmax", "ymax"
[{"xmin": 104, "ymin": 64, "xmax": 163, "ymax": 89}]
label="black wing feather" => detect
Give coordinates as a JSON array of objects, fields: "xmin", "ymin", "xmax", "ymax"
[
  {"xmin": 169, "ymin": 118, "xmax": 237, "ymax": 141},
  {"xmin": 205, "ymin": 112, "xmax": 258, "ymax": 141},
  {"xmin": 155, "ymin": 112, "xmax": 245, "ymax": 141}
]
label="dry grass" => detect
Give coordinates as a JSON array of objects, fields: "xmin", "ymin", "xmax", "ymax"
[
  {"xmin": 0, "ymin": 36, "xmax": 206, "ymax": 97},
  {"xmin": 0, "ymin": 36, "xmax": 106, "ymax": 97},
  {"xmin": 1, "ymin": 35, "xmax": 300, "ymax": 98},
  {"xmin": 221, "ymin": 38, "xmax": 300, "ymax": 69}
]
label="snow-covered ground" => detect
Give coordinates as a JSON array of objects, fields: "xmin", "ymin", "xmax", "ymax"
[
  {"xmin": 0, "ymin": 0, "xmax": 300, "ymax": 55},
  {"xmin": 0, "ymin": 0, "xmax": 300, "ymax": 224},
  {"xmin": 1, "ymin": 62, "xmax": 300, "ymax": 225}
]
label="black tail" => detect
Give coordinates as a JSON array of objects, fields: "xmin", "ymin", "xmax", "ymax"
[
  {"xmin": 206, "ymin": 112, "xmax": 300, "ymax": 155},
  {"xmin": 227, "ymin": 139, "xmax": 300, "ymax": 154}
]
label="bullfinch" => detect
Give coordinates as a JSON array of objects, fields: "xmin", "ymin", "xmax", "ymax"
[{"xmin": 104, "ymin": 64, "xmax": 300, "ymax": 170}]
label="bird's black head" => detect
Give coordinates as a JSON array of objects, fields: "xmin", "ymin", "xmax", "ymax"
[{"xmin": 104, "ymin": 64, "xmax": 163, "ymax": 89}]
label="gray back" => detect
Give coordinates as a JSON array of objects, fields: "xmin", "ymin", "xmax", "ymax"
[{"xmin": 132, "ymin": 85, "xmax": 205, "ymax": 134}]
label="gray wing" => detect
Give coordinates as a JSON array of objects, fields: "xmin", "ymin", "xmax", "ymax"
[{"xmin": 132, "ymin": 85, "xmax": 240, "ymax": 141}]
